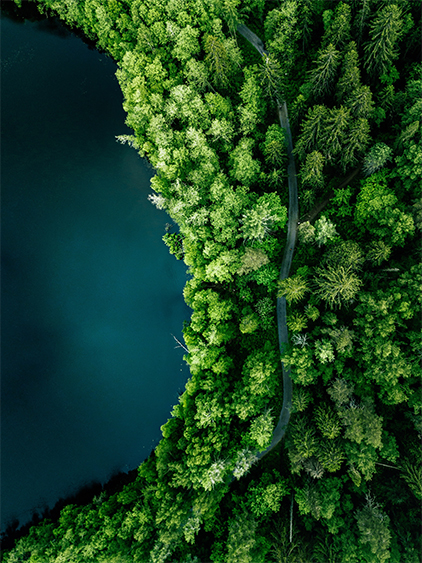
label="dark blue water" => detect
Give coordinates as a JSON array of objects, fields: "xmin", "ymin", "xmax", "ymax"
[{"xmin": 1, "ymin": 14, "xmax": 190, "ymax": 530}]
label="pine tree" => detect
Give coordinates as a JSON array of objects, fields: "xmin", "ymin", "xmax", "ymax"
[
  {"xmin": 300, "ymin": 150, "xmax": 325, "ymax": 187},
  {"xmin": 295, "ymin": 105, "xmax": 329, "ymax": 161},
  {"xmin": 322, "ymin": 1, "xmax": 351, "ymax": 49},
  {"xmin": 356, "ymin": 495, "xmax": 391, "ymax": 563},
  {"xmin": 337, "ymin": 41, "xmax": 361, "ymax": 100},
  {"xmin": 366, "ymin": 240, "xmax": 391, "ymax": 265},
  {"xmin": 345, "ymin": 85, "xmax": 374, "ymax": 118},
  {"xmin": 341, "ymin": 117, "xmax": 370, "ymax": 169},
  {"xmin": 362, "ymin": 143, "xmax": 393, "ymax": 176},
  {"xmin": 309, "ymin": 43, "xmax": 341, "ymax": 99},
  {"xmin": 204, "ymin": 35, "xmax": 231, "ymax": 88},
  {"xmin": 259, "ymin": 54, "xmax": 283, "ymax": 101},
  {"xmin": 322, "ymin": 106, "xmax": 351, "ymax": 161},
  {"xmin": 364, "ymin": 4, "xmax": 403, "ymax": 77}
]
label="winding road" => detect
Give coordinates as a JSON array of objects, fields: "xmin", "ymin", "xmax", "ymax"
[{"xmin": 237, "ymin": 24, "xmax": 298, "ymax": 459}]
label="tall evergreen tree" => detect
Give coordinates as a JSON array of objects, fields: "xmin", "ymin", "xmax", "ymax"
[{"xmin": 364, "ymin": 4, "xmax": 404, "ymax": 77}]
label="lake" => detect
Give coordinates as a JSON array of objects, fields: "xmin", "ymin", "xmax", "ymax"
[{"xmin": 1, "ymin": 10, "xmax": 190, "ymax": 531}]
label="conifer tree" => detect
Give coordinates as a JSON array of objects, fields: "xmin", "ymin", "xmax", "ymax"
[
  {"xmin": 364, "ymin": 4, "xmax": 404, "ymax": 77},
  {"xmin": 309, "ymin": 43, "xmax": 340, "ymax": 99}
]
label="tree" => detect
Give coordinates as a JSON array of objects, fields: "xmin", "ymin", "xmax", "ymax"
[
  {"xmin": 322, "ymin": 106, "xmax": 351, "ymax": 161},
  {"xmin": 314, "ymin": 216, "xmax": 337, "ymax": 246},
  {"xmin": 184, "ymin": 58, "xmax": 212, "ymax": 92},
  {"xmin": 295, "ymin": 105, "xmax": 329, "ymax": 161},
  {"xmin": 287, "ymin": 313, "xmax": 308, "ymax": 333},
  {"xmin": 259, "ymin": 54, "xmax": 283, "ymax": 101},
  {"xmin": 263, "ymin": 124, "xmax": 287, "ymax": 168},
  {"xmin": 315, "ymin": 265, "xmax": 362, "ymax": 308},
  {"xmin": 345, "ymin": 85, "xmax": 374, "ymax": 119},
  {"xmin": 321, "ymin": 1, "xmax": 351, "ymax": 49},
  {"xmin": 363, "ymin": 143, "xmax": 393, "ymax": 176},
  {"xmin": 237, "ymin": 247, "xmax": 269, "ymax": 275},
  {"xmin": 317, "ymin": 440, "xmax": 345, "ymax": 472},
  {"xmin": 366, "ymin": 240, "xmax": 391, "ymax": 265},
  {"xmin": 278, "ymin": 274, "xmax": 309, "ymax": 303},
  {"xmin": 342, "ymin": 117, "xmax": 371, "ymax": 169},
  {"xmin": 204, "ymin": 34, "xmax": 241, "ymax": 88},
  {"xmin": 232, "ymin": 448, "xmax": 259, "ymax": 480},
  {"xmin": 322, "ymin": 240, "xmax": 364, "ymax": 271},
  {"xmin": 336, "ymin": 41, "xmax": 361, "ymax": 101},
  {"xmin": 230, "ymin": 137, "xmax": 261, "ymax": 186},
  {"xmin": 364, "ymin": 5, "xmax": 404, "ymax": 77},
  {"xmin": 241, "ymin": 193, "xmax": 287, "ymax": 240},
  {"xmin": 309, "ymin": 43, "xmax": 340, "ymax": 99},
  {"xmin": 264, "ymin": 2, "xmax": 300, "ymax": 89},
  {"xmin": 226, "ymin": 510, "xmax": 260, "ymax": 563},
  {"xmin": 172, "ymin": 25, "xmax": 200, "ymax": 62},
  {"xmin": 314, "ymin": 404, "xmax": 341, "ymax": 439},
  {"xmin": 248, "ymin": 409, "xmax": 274, "ymax": 450},
  {"xmin": 341, "ymin": 398, "xmax": 383, "ymax": 450},
  {"xmin": 300, "ymin": 150, "xmax": 325, "ymax": 188},
  {"xmin": 222, "ymin": 0, "xmax": 241, "ymax": 37},
  {"xmin": 355, "ymin": 495, "xmax": 391, "ymax": 563},
  {"xmin": 355, "ymin": 171, "xmax": 415, "ymax": 246},
  {"xmin": 238, "ymin": 67, "xmax": 266, "ymax": 135},
  {"xmin": 247, "ymin": 471, "xmax": 289, "ymax": 517},
  {"xmin": 314, "ymin": 340, "xmax": 335, "ymax": 364},
  {"xmin": 297, "ymin": 221, "xmax": 316, "ymax": 244}
]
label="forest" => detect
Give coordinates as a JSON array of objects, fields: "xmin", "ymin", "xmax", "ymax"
[{"xmin": 2, "ymin": 0, "xmax": 421, "ymax": 561}]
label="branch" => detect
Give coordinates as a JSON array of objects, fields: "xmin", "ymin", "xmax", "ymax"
[{"xmin": 171, "ymin": 334, "xmax": 189, "ymax": 353}]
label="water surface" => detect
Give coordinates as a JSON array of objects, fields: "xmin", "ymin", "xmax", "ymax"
[{"xmin": 1, "ymin": 13, "xmax": 190, "ymax": 530}]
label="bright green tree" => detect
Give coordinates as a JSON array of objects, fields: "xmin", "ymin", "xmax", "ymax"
[{"xmin": 315, "ymin": 265, "xmax": 362, "ymax": 308}]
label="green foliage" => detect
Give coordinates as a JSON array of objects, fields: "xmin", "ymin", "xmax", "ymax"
[
  {"xmin": 363, "ymin": 143, "xmax": 393, "ymax": 177},
  {"xmin": 163, "ymin": 232, "xmax": 184, "ymax": 259},
  {"xmin": 287, "ymin": 313, "xmax": 308, "ymax": 333},
  {"xmin": 4, "ymin": 0, "xmax": 421, "ymax": 561},
  {"xmin": 241, "ymin": 193, "xmax": 287, "ymax": 240},
  {"xmin": 328, "ymin": 378, "xmax": 354, "ymax": 406},
  {"xmin": 314, "ymin": 404, "xmax": 341, "ymax": 439},
  {"xmin": 300, "ymin": 150, "xmax": 325, "ymax": 188},
  {"xmin": 337, "ymin": 41, "xmax": 361, "ymax": 101},
  {"xmin": 204, "ymin": 34, "xmax": 242, "ymax": 88},
  {"xmin": 259, "ymin": 54, "xmax": 283, "ymax": 101},
  {"xmin": 314, "ymin": 216, "xmax": 337, "ymax": 246},
  {"xmin": 399, "ymin": 457, "xmax": 422, "ymax": 500},
  {"xmin": 246, "ymin": 471, "xmax": 290, "ymax": 517},
  {"xmin": 315, "ymin": 265, "xmax": 362, "ymax": 308},
  {"xmin": 237, "ymin": 247, "xmax": 269, "ymax": 275},
  {"xmin": 355, "ymin": 495, "xmax": 391, "ymax": 563},
  {"xmin": 322, "ymin": 240, "xmax": 364, "ymax": 271},
  {"xmin": 230, "ymin": 137, "xmax": 261, "ymax": 186},
  {"xmin": 297, "ymin": 220, "xmax": 316, "ymax": 244},
  {"xmin": 364, "ymin": 4, "xmax": 404, "ymax": 77},
  {"xmin": 309, "ymin": 43, "xmax": 341, "ymax": 99},
  {"xmin": 341, "ymin": 399, "xmax": 383, "ymax": 449},
  {"xmin": 322, "ymin": 2, "xmax": 351, "ymax": 49},
  {"xmin": 248, "ymin": 409, "xmax": 274, "ymax": 450},
  {"xmin": 277, "ymin": 274, "xmax": 309, "ymax": 304},
  {"xmin": 225, "ymin": 510, "xmax": 261, "ymax": 563},
  {"xmin": 314, "ymin": 339, "xmax": 335, "ymax": 363},
  {"xmin": 366, "ymin": 240, "xmax": 391, "ymax": 266},
  {"xmin": 262, "ymin": 124, "xmax": 287, "ymax": 168},
  {"xmin": 292, "ymin": 386, "xmax": 312, "ymax": 413},
  {"xmin": 239, "ymin": 312, "xmax": 260, "ymax": 334}
]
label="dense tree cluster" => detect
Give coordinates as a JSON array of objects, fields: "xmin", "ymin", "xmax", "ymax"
[{"xmin": 3, "ymin": 0, "xmax": 421, "ymax": 562}]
